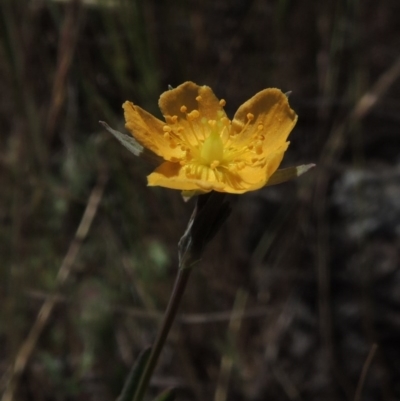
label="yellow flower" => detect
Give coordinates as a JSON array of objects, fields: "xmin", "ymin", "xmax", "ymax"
[{"xmin": 123, "ymin": 81, "xmax": 298, "ymax": 194}]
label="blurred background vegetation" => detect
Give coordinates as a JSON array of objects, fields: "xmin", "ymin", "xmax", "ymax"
[{"xmin": 1, "ymin": 0, "xmax": 400, "ymax": 400}]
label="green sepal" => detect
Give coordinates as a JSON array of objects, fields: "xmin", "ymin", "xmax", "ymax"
[
  {"xmin": 117, "ymin": 347, "xmax": 152, "ymax": 401},
  {"xmin": 100, "ymin": 121, "xmax": 162, "ymax": 165},
  {"xmin": 266, "ymin": 163, "xmax": 315, "ymax": 186},
  {"xmin": 181, "ymin": 189, "xmax": 208, "ymax": 201}
]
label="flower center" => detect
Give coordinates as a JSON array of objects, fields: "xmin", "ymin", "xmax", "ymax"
[
  {"xmin": 200, "ymin": 129, "xmax": 224, "ymax": 165},
  {"xmin": 163, "ymin": 96, "xmax": 268, "ymax": 178}
]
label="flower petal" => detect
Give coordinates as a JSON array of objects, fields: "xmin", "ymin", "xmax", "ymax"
[
  {"xmin": 148, "ymin": 161, "xmax": 243, "ymax": 193},
  {"xmin": 226, "ymin": 142, "xmax": 290, "ymax": 192},
  {"xmin": 146, "ymin": 156, "xmax": 314, "ymax": 194},
  {"xmin": 231, "ymin": 88, "xmax": 297, "ymax": 152},
  {"xmin": 123, "ymin": 101, "xmax": 184, "ymax": 161},
  {"xmin": 159, "ymin": 81, "xmax": 226, "ymax": 122},
  {"xmin": 147, "ymin": 162, "xmax": 207, "ymax": 191},
  {"xmin": 148, "ymin": 145, "xmax": 287, "ymax": 194}
]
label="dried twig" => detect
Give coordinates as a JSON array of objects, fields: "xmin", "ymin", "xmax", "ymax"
[{"xmin": 24, "ymin": 289, "xmax": 271, "ymax": 323}]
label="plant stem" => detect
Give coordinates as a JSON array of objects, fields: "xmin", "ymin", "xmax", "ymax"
[{"xmin": 132, "ymin": 266, "xmax": 192, "ymax": 401}]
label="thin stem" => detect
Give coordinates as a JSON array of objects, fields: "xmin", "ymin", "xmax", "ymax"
[{"xmin": 132, "ymin": 267, "xmax": 192, "ymax": 401}]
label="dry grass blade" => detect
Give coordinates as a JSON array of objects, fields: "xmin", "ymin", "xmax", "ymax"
[
  {"xmin": 314, "ymin": 54, "xmax": 400, "ymax": 369},
  {"xmin": 45, "ymin": 0, "xmax": 83, "ymax": 143},
  {"xmin": 321, "ymin": 55, "xmax": 400, "ymax": 166},
  {"xmin": 312, "ymin": 53, "xmax": 400, "ymax": 401},
  {"xmin": 1, "ymin": 172, "xmax": 108, "ymax": 401},
  {"xmin": 351, "ymin": 57, "xmax": 400, "ymax": 120},
  {"xmin": 354, "ymin": 344, "xmax": 378, "ymax": 401},
  {"xmin": 214, "ymin": 290, "xmax": 247, "ymax": 401}
]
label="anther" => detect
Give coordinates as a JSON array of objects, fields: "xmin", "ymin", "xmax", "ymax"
[
  {"xmin": 257, "ymin": 124, "xmax": 263, "ymax": 131},
  {"xmin": 210, "ymin": 160, "xmax": 220, "ymax": 169},
  {"xmin": 171, "ymin": 115, "xmax": 178, "ymax": 123},
  {"xmin": 247, "ymin": 113, "xmax": 254, "ymax": 121},
  {"xmin": 219, "ymin": 99, "xmax": 226, "ymax": 107},
  {"xmin": 187, "ymin": 110, "xmax": 200, "ymax": 120},
  {"xmin": 237, "ymin": 161, "xmax": 245, "ymax": 170},
  {"xmin": 180, "ymin": 105, "xmax": 187, "ymax": 113},
  {"xmin": 208, "ymin": 119, "xmax": 216, "ymax": 127},
  {"xmin": 221, "ymin": 117, "xmax": 230, "ymax": 126},
  {"xmin": 196, "ymin": 95, "xmax": 202, "ymax": 102},
  {"xmin": 163, "ymin": 125, "xmax": 172, "ymax": 132}
]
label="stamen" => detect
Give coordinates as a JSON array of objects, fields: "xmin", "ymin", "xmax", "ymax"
[
  {"xmin": 247, "ymin": 113, "xmax": 254, "ymax": 121},
  {"xmin": 221, "ymin": 117, "xmax": 230, "ymax": 126},
  {"xmin": 220, "ymin": 125, "xmax": 230, "ymax": 144},
  {"xmin": 195, "ymin": 166, "xmax": 202, "ymax": 179},
  {"xmin": 237, "ymin": 161, "xmax": 245, "ymax": 170},
  {"xmin": 185, "ymin": 149, "xmax": 192, "ymax": 161},
  {"xmin": 255, "ymin": 142, "xmax": 263, "ymax": 154},
  {"xmin": 184, "ymin": 165, "xmax": 192, "ymax": 177},
  {"xmin": 210, "ymin": 160, "xmax": 220, "ymax": 169},
  {"xmin": 187, "ymin": 110, "xmax": 200, "ymax": 120}
]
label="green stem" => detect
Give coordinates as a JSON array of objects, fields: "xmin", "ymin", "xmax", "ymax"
[{"xmin": 132, "ymin": 266, "xmax": 192, "ymax": 401}]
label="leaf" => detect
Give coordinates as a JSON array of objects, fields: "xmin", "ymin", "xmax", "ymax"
[
  {"xmin": 100, "ymin": 121, "xmax": 162, "ymax": 164},
  {"xmin": 117, "ymin": 347, "xmax": 151, "ymax": 401},
  {"xmin": 266, "ymin": 163, "xmax": 315, "ymax": 186}
]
